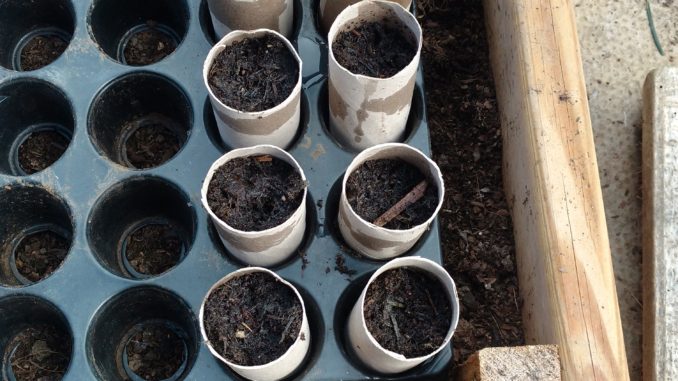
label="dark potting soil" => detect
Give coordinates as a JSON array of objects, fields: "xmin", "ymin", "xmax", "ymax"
[
  {"xmin": 124, "ymin": 122, "xmax": 181, "ymax": 169},
  {"xmin": 123, "ymin": 23, "xmax": 177, "ymax": 66},
  {"xmin": 14, "ymin": 230, "xmax": 69, "ymax": 283},
  {"xmin": 207, "ymin": 34, "xmax": 299, "ymax": 112},
  {"xmin": 332, "ymin": 20, "xmax": 416, "ymax": 78},
  {"xmin": 9, "ymin": 325, "xmax": 71, "ymax": 381},
  {"xmin": 20, "ymin": 35, "xmax": 68, "ymax": 71},
  {"xmin": 206, "ymin": 155, "xmax": 305, "ymax": 231},
  {"xmin": 364, "ymin": 267, "xmax": 451, "ymax": 358},
  {"xmin": 346, "ymin": 158, "xmax": 438, "ymax": 230},
  {"xmin": 18, "ymin": 130, "xmax": 69, "ymax": 174},
  {"xmin": 125, "ymin": 324, "xmax": 185, "ymax": 381},
  {"xmin": 202, "ymin": 272, "xmax": 303, "ymax": 366},
  {"xmin": 125, "ymin": 224, "xmax": 183, "ymax": 276}
]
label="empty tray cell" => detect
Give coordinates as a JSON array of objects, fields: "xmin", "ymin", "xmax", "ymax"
[
  {"xmin": 87, "ymin": 177, "xmax": 196, "ymax": 279},
  {"xmin": 86, "ymin": 286, "xmax": 198, "ymax": 381},
  {"xmin": 88, "ymin": 72, "xmax": 192, "ymax": 169},
  {"xmin": 0, "ymin": 295, "xmax": 73, "ymax": 381},
  {"xmin": 89, "ymin": 0, "xmax": 189, "ymax": 65},
  {"xmin": 0, "ymin": 0, "xmax": 75, "ymax": 71},
  {"xmin": 0, "ymin": 78, "xmax": 74, "ymax": 176},
  {"xmin": 0, "ymin": 184, "xmax": 73, "ymax": 287}
]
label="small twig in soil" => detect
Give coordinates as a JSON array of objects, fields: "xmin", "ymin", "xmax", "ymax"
[
  {"xmin": 389, "ymin": 313, "xmax": 401, "ymax": 346},
  {"xmin": 279, "ymin": 316, "xmax": 295, "ymax": 344},
  {"xmin": 425, "ymin": 289, "xmax": 438, "ymax": 315},
  {"xmin": 255, "ymin": 155, "xmax": 273, "ymax": 163},
  {"xmin": 373, "ymin": 180, "xmax": 429, "ymax": 227}
]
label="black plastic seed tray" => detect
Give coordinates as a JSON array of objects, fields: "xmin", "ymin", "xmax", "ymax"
[{"xmin": 0, "ymin": 0, "xmax": 450, "ymax": 380}]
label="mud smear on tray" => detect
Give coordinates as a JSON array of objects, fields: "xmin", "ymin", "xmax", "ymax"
[
  {"xmin": 418, "ymin": 0, "xmax": 525, "ymax": 366},
  {"xmin": 206, "ymin": 155, "xmax": 305, "ymax": 231},
  {"xmin": 208, "ymin": 34, "xmax": 298, "ymax": 112},
  {"xmin": 202, "ymin": 272, "xmax": 303, "ymax": 366},
  {"xmin": 332, "ymin": 20, "xmax": 416, "ymax": 78}
]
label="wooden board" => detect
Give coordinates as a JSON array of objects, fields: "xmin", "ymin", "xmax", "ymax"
[
  {"xmin": 482, "ymin": 1, "xmax": 630, "ymax": 380},
  {"xmin": 642, "ymin": 67, "xmax": 678, "ymax": 381}
]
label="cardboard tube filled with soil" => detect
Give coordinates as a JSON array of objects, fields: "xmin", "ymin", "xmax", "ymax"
[
  {"xmin": 201, "ymin": 145, "xmax": 307, "ymax": 267},
  {"xmin": 318, "ymin": 0, "xmax": 411, "ymax": 35},
  {"xmin": 203, "ymin": 29, "xmax": 302, "ymax": 149},
  {"xmin": 328, "ymin": 0, "xmax": 421, "ymax": 151},
  {"xmin": 347, "ymin": 256, "xmax": 459, "ymax": 374},
  {"xmin": 207, "ymin": 0, "xmax": 294, "ymax": 39},
  {"xmin": 338, "ymin": 143, "xmax": 444, "ymax": 259},
  {"xmin": 199, "ymin": 267, "xmax": 310, "ymax": 381}
]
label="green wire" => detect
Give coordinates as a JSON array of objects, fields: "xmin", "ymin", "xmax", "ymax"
[{"xmin": 646, "ymin": 0, "xmax": 665, "ymax": 56}]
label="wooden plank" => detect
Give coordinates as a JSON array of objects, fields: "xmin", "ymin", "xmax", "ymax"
[
  {"xmin": 482, "ymin": 1, "xmax": 630, "ymax": 380},
  {"xmin": 642, "ymin": 67, "xmax": 678, "ymax": 381},
  {"xmin": 456, "ymin": 345, "xmax": 561, "ymax": 381}
]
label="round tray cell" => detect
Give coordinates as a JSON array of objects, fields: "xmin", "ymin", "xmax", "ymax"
[
  {"xmin": 86, "ymin": 287, "xmax": 198, "ymax": 381},
  {"xmin": 89, "ymin": 0, "xmax": 189, "ymax": 65},
  {"xmin": 87, "ymin": 177, "xmax": 196, "ymax": 279},
  {"xmin": 88, "ymin": 72, "xmax": 193, "ymax": 170},
  {"xmin": 0, "ymin": 295, "xmax": 73, "ymax": 380},
  {"xmin": 0, "ymin": 0, "xmax": 75, "ymax": 71},
  {"xmin": 203, "ymin": 90, "xmax": 309, "ymax": 152},
  {"xmin": 0, "ymin": 185, "xmax": 73, "ymax": 287},
  {"xmin": 319, "ymin": 81, "xmax": 424, "ymax": 153},
  {"xmin": 0, "ymin": 79, "xmax": 74, "ymax": 176}
]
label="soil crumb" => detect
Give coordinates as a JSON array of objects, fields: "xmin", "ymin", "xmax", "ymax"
[
  {"xmin": 14, "ymin": 230, "xmax": 69, "ymax": 283},
  {"xmin": 20, "ymin": 35, "xmax": 68, "ymax": 71},
  {"xmin": 125, "ymin": 224, "xmax": 183, "ymax": 276},
  {"xmin": 332, "ymin": 20, "xmax": 416, "ymax": 78},
  {"xmin": 346, "ymin": 158, "xmax": 438, "ymax": 229},
  {"xmin": 334, "ymin": 253, "xmax": 356, "ymax": 276},
  {"xmin": 125, "ymin": 323, "xmax": 185, "ymax": 381},
  {"xmin": 123, "ymin": 23, "xmax": 177, "ymax": 66},
  {"xmin": 18, "ymin": 130, "xmax": 69, "ymax": 174},
  {"xmin": 208, "ymin": 34, "xmax": 299, "ymax": 112},
  {"xmin": 364, "ymin": 267, "xmax": 451, "ymax": 357},
  {"xmin": 202, "ymin": 272, "xmax": 303, "ymax": 366},
  {"xmin": 206, "ymin": 155, "xmax": 305, "ymax": 231},
  {"xmin": 124, "ymin": 119, "xmax": 181, "ymax": 169},
  {"xmin": 9, "ymin": 325, "xmax": 71, "ymax": 381}
]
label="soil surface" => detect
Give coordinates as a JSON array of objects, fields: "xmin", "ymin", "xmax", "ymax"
[
  {"xmin": 14, "ymin": 230, "xmax": 69, "ymax": 283},
  {"xmin": 124, "ymin": 120, "xmax": 181, "ymax": 169},
  {"xmin": 202, "ymin": 272, "xmax": 303, "ymax": 366},
  {"xmin": 332, "ymin": 21, "xmax": 416, "ymax": 78},
  {"xmin": 364, "ymin": 267, "xmax": 452, "ymax": 358},
  {"xmin": 9, "ymin": 325, "xmax": 71, "ymax": 381},
  {"xmin": 125, "ymin": 224, "xmax": 183, "ymax": 276},
  {"xmin": 125, "ymin": 324, "xmax": 185, "ymax": 381},
  {"xmin": 20, "ymin": 35, "xmax": 68, "ymax": 71},
  {"xmin": 418, "ymin": 0, "xmax": 525, "ymax": 366},
  {"xmin": 123, "ymin": 23, "xmax": 177, "ymax": 66},
  {"xmin": 18, "ymin": 130, "xmax": 69, "ymax": 174},
  {"xmin": 346, "ymin": 159, "xmax": 438, "ymax": 230},
  {"xmin": 208, "ymin": 34, "xmax": 298, "ymax": 112},
  {"xmin": 206, "ymin": 155, "xmax": 305, "ymax": 231}
]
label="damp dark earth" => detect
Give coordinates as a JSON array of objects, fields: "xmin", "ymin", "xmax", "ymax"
[
  {"xmin": 20, "ymin": 35, "xmax": 68, "ymax": 71},
  {"xmin": 125, "ymin": 223, "xmax": 183, "ymax": 276},
  {"xmin": 208, "ymin": 34, "xmax": 299, "ymax": 112},
  {"xmin": 14, "ymin": 230, "xmax": 69, "ymax": 283},
  {"xmin": 123, "ymin": 118, "xmax": 182, "ymax": 169},
  {"xmin": 206, "ymin": 155, "xmax": 305, "ymax": 231},
  {"xmin": 18, "ymin": 130, "xmax": 69, "ymax": 174},
  {"xmin": 346, "ymin": 158, "xmax": 438, "ymax": 230},
  {"xmin": 123, "ymin": 22, "xmax": 178, "ymax": 66},
  {"xmin": 332, "ymin": 20, "xmax": 416, "ymax": 78},
  {"xmin": 202, "ymin": 272, "xmax": 303, "ymax": 366},
  {"xmin": 8, "ymin": 325, "xmax": 71, "ymax": 381},
  {"xmin": 125, "ymin": 323, "xmax": 186, "ymax": 381}
]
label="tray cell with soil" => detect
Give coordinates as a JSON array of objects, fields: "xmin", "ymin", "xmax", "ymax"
[
  {"xmin": 202, "ymin": 145, "xmax": 307, "ymax": 267},
  {"xmin": 88, "ymin": 72, "xmax": 192, "ymax": 169},
  {"xmin": 0, "ymin": 0, "xmax": 74, "ymax": 71},
  {"xmin": 207, "ymin": 0, "xmax": 294, "ymax": 39},
  {"xmin": 87, "ymin": 177, "xmax": 195, "ymax": 279},
  {"xmin": 0, "ymin": 295, "xmax": 73, "ymax": 381},
  {"xmin": 89, "ymin": 0, "xmax": 189, "ymax": 65},
  {"xmin": 339, "ymin": 143, "xmax": 444, "ymax": 259},
  {"xmin": 347, "ymin": 257, "xmax": 459, "ymax": 374},
  {"xmin": 200, "ymin": 268, "xmax": 310, "ymax": 381},
  {"xmin": 328, "ymin": 0, "xmax": 422, "ymax": 150},
  {"xmin": 0, "ymin": 79, "xmax": 74, "ymax": 176},
  {"xmin": 86, "ymin": 287, "xmax": 198, "ymax": 380},
  {"xmin": 204, "ymin": 30, "xmax": 302, "ymax": 149}
]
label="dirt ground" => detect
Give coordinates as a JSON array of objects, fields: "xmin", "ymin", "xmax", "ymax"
[{"xmin": 417, "ymin": 0, "xmax": 525, "ymax": 368}]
